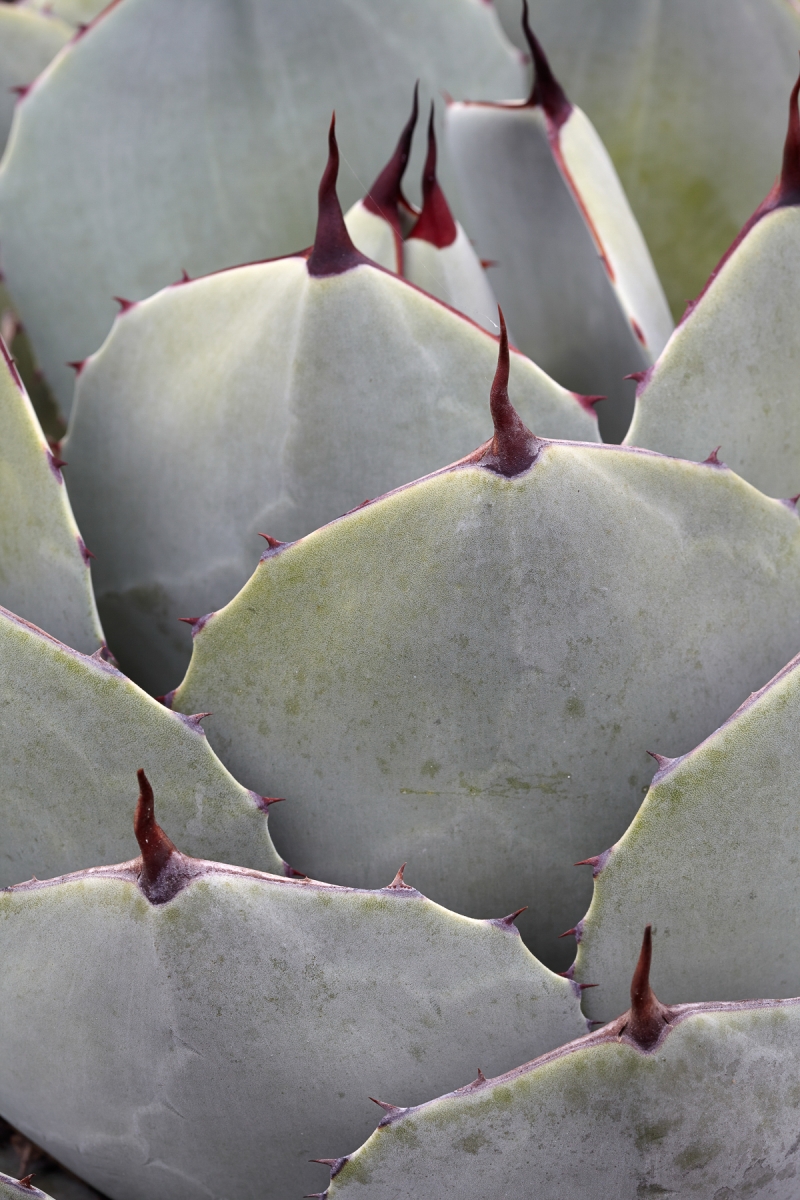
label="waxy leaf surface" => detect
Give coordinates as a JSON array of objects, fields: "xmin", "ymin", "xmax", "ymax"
[
  {"xmin": 326, "ymin": 995, "xmax": 800, "ymax": 1198},
  {"xmin": 575, "ymin": 648, "xmax": 800, "ymax": 1018},
  {"xmin": 66, "ymin": 258, "xmax": 596, "ymax": 695},
  {"xmin": 445, "ymin": 33, "xmax": 672, "ymax": 442},
  {"xmin": 494, "ymin": 0, "xmax": 800, "ymax": 315},
  {"xmin": 0, "ymin": 0, "xmax": 524, "ymax": 414},
  {"xmin": 625, "ymin": 78, "xmax": 800, "ymax": 498},
  {"xmin": 174, "ymin": 435, "xmax": 800, "ymax": 969},
  {"xmin": 0, "ymin": 847, "xmax": 585, "ymax": 1199},
  {"xmin": 0, "ymin": 606, "xmax": 283, "ymax": 888}
]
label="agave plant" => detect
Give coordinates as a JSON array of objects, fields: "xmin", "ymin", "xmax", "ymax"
[{"xmin": 3, "ymin": 2, "xmax": 800, "ymax": 1198}]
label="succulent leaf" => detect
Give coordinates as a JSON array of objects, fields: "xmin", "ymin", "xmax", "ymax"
[
  {"xmin": 173, "ymin": 363, "xmax": 800, "ymax": 969},
  {"xmin": 493, "ymin": 0, "xmax": 800, "ymax": 319},
  {"xmin": 575, "ymin": 643, "xmax": 800, "ymax": 1017},
  {"xmin": 64, "ymin": 142, "xmax": 596, "ymax": 695},
  {"xmin": 0, "ymin": 605, "xmax": 284, "ymax": 887},
  {"xmin": 624, "ymin": 70, "xmax": 800, "ymax": 498},
  {"xmin": 0, "ymin": 337, "xmax": 103, "ymax": 655},
  {"xmin": 445, "ymin": 15, "xmax": 673, "ymax": 441},
  {"xmin": 0, "ymin": 0, "xmax": 524, "ymax": 413},
  {"xmin": 325, "ymin": 931, "xmax": 800, "ymax": 1198},
  {"xmin": 0, "ymin": 795, "xmax": 586, "ymax": 1200},
  {"xmin": 0, "ymin": 5, "xmax": 70, "ymax": 155}
]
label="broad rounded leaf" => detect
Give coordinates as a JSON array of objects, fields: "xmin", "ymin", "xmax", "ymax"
[
  {"xmin": 65, "ymin": 257, "xmax": 596, "ymax": 695},
  {"xmin": 326, "ymin": 989, "xmax": 800, "ymax": 1198},
  {"xmin": 173, "ymin": 415, "xmax": 800, "ymax": 969},
  {"xmin": 0, "ymin": 829, "xmax": 586, "ymax": 1199},
  {"xmin": 0, "ymin": 0, "xmax": 524, "ymax": 414}
]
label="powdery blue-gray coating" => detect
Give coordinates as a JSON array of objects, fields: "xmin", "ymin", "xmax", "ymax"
[
  {"xmin": 492, "ymin": 0, "xmax": 800, "ymax": 317},
  {"xmin": 174, "ymin": 440, "xmax": 800, "ymax": 970},
  {"xmin": 327, "ymin": 998, "xmax": 800, "ymax": 1198},
  {"xmin": 65, "ymin": 257, "xmax": 596, "ymax": 695},
  {"xmin": 575, "ymin": 646, "xmax": 800, "ymax": 1017},
  {"xmin": 0, "ymin": 605, "xmax": 283, "ymax": 888},
  {"xmin": 0, "ymin": 0, "xmax": 524, "ymax": 414},
  {"xmin": 0, "ymin": 859, "xmax": 585, "ymax": 1200},
  {"xmin": 625, "ymin": 208, "xmax": 800, "ymax": 499},
  {"xmin": 445, "ymin": 88, "xmax": 672, "ymax": 442}
]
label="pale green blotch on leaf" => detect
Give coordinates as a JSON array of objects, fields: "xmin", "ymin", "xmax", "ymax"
[
  {"xmin": 65, "ymin": 124, "xmax": 596, "ymax": 695},
  {"xmin": 574, "ymin": 644, "xmax": 800, "ymax": 1020},
  {"xmin": 0, "ymin": 604, "xmax": 284, "ymax": 888},
  {"xmin": 0, "ymin": 5, "xmax": 70, "ymax": 154},
  {"xmin": 0, "ymin": 338, "xmax": 102, "ymax": 654},
  {"xmin": 0, "ymin": 0, "xmax": 524, "ymax": 415},
  {"xmin": 326, "ymin": 930, "xmax": 800, "ymax": 1199},
  {"xmin": 173, "ymin": 335, "xmax": 800, "ymax": 971},
  {"xmin": 0, "ymin": 787, "xmax": 586, "ymax": 1200},
  {"xmin": 493, "ymin": 0, "xmax": 800, "ymax": 318},
  {"xmin": 445, "ymin": 14, "xmax": 672, "ymax": 442},
  {"xmin": 625, "ymin": 73, "xmax": 800, "ymax": 499}
]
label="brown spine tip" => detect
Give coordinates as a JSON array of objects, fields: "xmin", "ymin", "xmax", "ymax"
[
  {"xmin": 407, "ymin": 103, "xmax": 457, "ymax": 248},
  {"xmin": 363, "ymin": 82, "xmax": 419, "ymax": 233},
  {"xmin": 478, "ymin": 310, "xmax": 541, "ymax": 477},
  {"xmin": 310, "ymin": 1158, "xmax": 349, "ymax": 1181},
  {"xmin": 493, "ymin": 905, "xmax": 527, "ymax": 931},
  {"xmin": 135, "ymin": 769, "xmax": 178, "ymax": 889},
  {"xmin": 369, "ymin": 1098, "xmax": 405, "ymax": 1115},
  {"xmin": 133, "ymin": 769, "xmax": 195, "ymax": 904},
  {"xmin": 178, "ymin": 613, "xmax": 211, "ymax": 637},
  {"xmin": 386, "ymin": 862, "xmax": 414, "ymax": 890},
  {"xmin": 647, "ymin": 751, "xmax": 675, "ymax": 772},
  {"xmin": 307, "ymin": 114, "xmax": 371, "ymax": 278},
  {"xmin": 258, "ymin": 533, "xmax": 286, "ymax": 549},
  {"xmin": 113, "ymin": 296, "xmax": 135, "ymax": 313},
  {"xmin": 522, "ymin": 0, "xmax": 572, "ymax": 128},
  {"xmin": 255, "ymin": 795, "xmax": 284, "ymax": 811},
  {"xmin": 625, "ymin": 925, "xmax": 673, "ymax": 1050}
]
